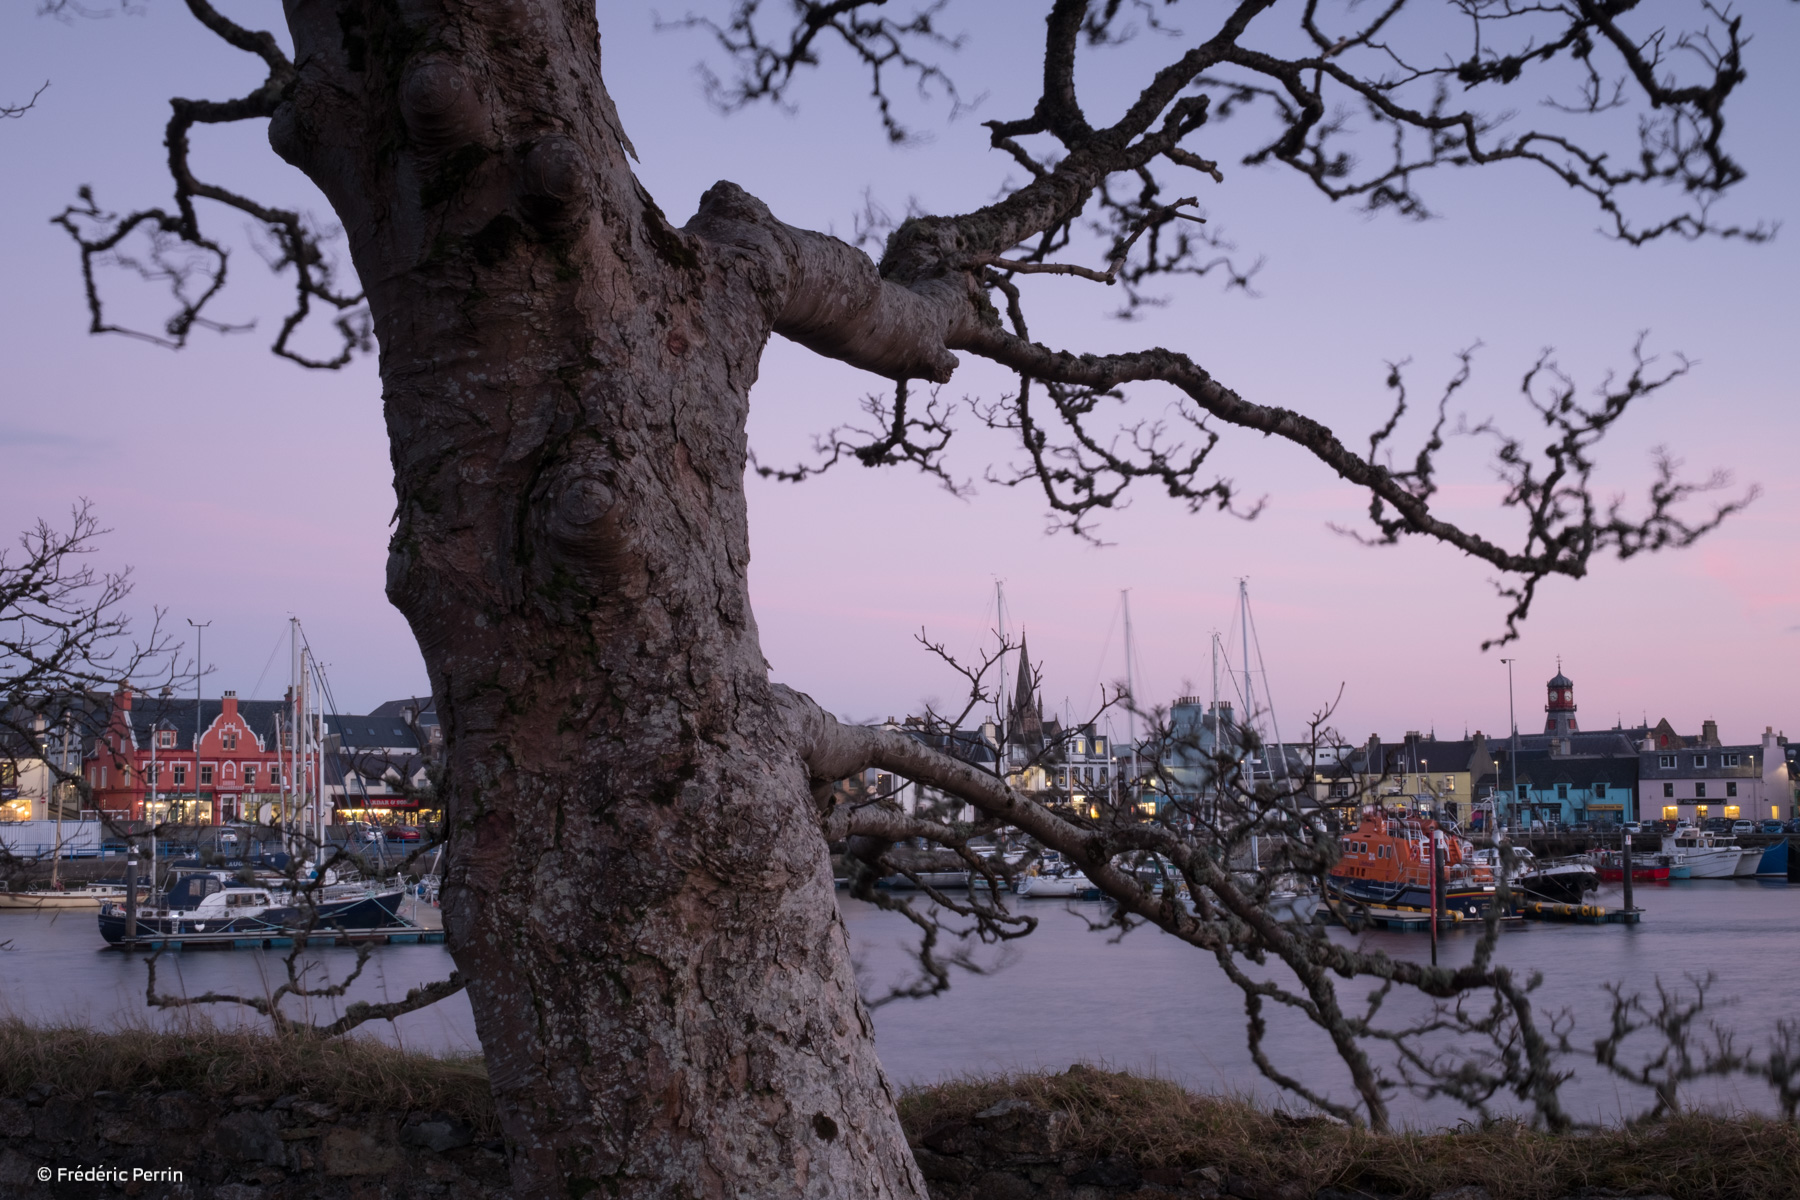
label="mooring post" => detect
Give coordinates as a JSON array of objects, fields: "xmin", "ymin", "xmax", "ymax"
[
  {"xmin": 1621, "ymin": 831, "xmax": 1635, "ymax": 913},
  {"xmin": 1431, "ymin": 833, "xmax": 1446, "ymax": 965},
  {"xmin": 124, "ymin": 839, "xmax": 139, "ymax": 946}
]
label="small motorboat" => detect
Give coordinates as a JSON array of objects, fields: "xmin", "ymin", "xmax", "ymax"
[
  {"xmin": 0, "ymin": 882, "xmax": 133, "ymax": 911},
  {"xmin": 1012, "ymin": 862, "xmax": 1097, "ymax": 898}
]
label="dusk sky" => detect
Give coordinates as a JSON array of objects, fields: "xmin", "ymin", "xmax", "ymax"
[{"xmin": 2, "ymin": 3, "xmax": 1796, "ymax": 750}]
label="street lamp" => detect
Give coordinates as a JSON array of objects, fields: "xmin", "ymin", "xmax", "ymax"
[
  {"xmin": 186, "ymin": 618, "xmax": 211, "ymax": 829},
  {"xmin": 1499, "ymin": 657, "xmax": 1517, "ymax": 832}
]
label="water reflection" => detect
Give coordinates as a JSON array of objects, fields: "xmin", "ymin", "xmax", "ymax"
[{"xmin": 4, "ymin": 879, "xmax": 1796, "ymax": 1126}]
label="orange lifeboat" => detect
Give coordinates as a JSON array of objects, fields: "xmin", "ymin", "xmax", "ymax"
[{"xmin": 1326, "ymin": 808, "xmax": 1499, "ymax": 919}]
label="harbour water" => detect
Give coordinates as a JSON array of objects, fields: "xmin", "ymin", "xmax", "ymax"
[{"xmin": 3, "ymin": 878, "xmax": 1796, "ymax": 1125}]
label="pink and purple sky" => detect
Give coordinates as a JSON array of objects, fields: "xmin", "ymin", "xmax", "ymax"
[{"xmin": 2, "ymin": 4, "xmax": 1796, "ymax": 748}]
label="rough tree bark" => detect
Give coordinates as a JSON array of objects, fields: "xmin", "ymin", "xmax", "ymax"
[
  {"xmin": 275, "ymin": 6, "xmax": 939, "ymax": 1196},
  {"xmin": 62, "ymin": 0, "xmax": 1763, "ymax": 1193}
]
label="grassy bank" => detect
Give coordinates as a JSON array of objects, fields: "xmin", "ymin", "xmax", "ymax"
[
  {"xmin": 4, "ymin": 1021, "xmax": 1796, "ymax": 1198},
  {"xmin": 0, "ymin": 1019, "xmax": 496, "ymax": 1134},
  {"xmin": 902, "ymin": 1067, "xmax": 1800, "ymax": 1200}
]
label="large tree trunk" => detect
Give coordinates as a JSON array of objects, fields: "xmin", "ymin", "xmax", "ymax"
[{"xmin": 276, "ymin": 3, "xmax": 930, "ymax": 1194}]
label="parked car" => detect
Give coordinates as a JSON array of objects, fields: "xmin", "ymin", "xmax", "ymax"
[
  {"xmin": 1568, "ymin": 821, "xmax": 1593, "ymax": 834},
  {"xmin": 1759, "ymin": 820, "xmax": 1785, "ymax": 834},
  {"xmin": 384, "ymin": 826, "xmax": 423, "ymax": 843},
  {"xmin": 1786, "ymin": 818, "xmax": 1800, "ymax": 835},
  {"xmin": 1731, "ymin": 820, "xmax": 1755, "ymax": 835},
  {"xmin": 1621, "ymin": 821, "xmax": 1643, "ymax": 834},
  {"xmin": 1703, "ymin": 817, "xmax": 1732, "ymax": 832}
]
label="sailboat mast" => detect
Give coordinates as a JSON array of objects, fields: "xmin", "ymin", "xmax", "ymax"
[
  {"xmin": 1240, "ymin": 580, "xmax": 1254, "ymax": 772},
  {"xmin": 290, "ymin": 618, "xmax": 301, "ymax": 852},
  {"xmin": 1122, "ymin": 589, "xmax": 1137, "ymax": 804},
  {"xmin": 994, "ymin": 579, "xmax": 1007, "ymax": 732}
]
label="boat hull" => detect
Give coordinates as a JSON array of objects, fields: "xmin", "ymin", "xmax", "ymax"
[
  {"xmin": 1593, "ymin": 865, "xmax": 1669, "ymax": 883},
  {"xmin": 1511, "ymin": 865, "xmax": 1599, "ymax": 905},
  {"xmin": 1675, "ymin": 847, "xmax": 1747, "ymax": 878},
  {"xmin": 1013, "ymin": 873, "xmax": 1097, "ymax": 898},
  {"xmin": 1325, "ymin": 874, "xmax": 1496, "ymax": 919},
  {"xmin": 98, "ymin": 890, "xmax": 407, "ymax": 946},
  {"xmin": 0, "ymin": 890, "xmax": 125, "ymax": 911}
]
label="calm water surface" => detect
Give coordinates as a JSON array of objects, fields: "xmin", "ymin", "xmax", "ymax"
[{"xmin": 3, "ymin": 879, "xmax": 1794, "ymax": 1124}]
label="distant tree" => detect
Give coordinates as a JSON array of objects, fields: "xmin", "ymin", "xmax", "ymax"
[
  {"xmin": 51, "ymin": 2, "xmax": 1771, "ymax": 1194},
  {"xmin": 0, "ymin": 503, "xmax": 175, "ymax": 846}
]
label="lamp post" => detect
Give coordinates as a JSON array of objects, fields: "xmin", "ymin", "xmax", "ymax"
[
  {"xmin": 1500, "ymin": 657, "xmax": 1518, "ymax": 832},
  {"xmin": 186, "ymin": 619, "xmax": 211, "ymax": 833}
]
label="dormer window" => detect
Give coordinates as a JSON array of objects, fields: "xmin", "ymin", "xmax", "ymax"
[
  {"xmin": 1693, "ymin": 755, "xmax": 1707, "ymax": 769},
  {"xmin": 157, "ymin": 730, "xmax": 176, "ymax": 749}
]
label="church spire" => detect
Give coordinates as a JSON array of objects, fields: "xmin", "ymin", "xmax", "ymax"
[{"xmin": 1009, "ymin": 633, "xmax": 1042, "ymax": 741}]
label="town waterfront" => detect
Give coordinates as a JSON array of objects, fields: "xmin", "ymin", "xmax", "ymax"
[{"xmin": 3, "ymin": 879, "xmax": 1797, "ymax": 1125}]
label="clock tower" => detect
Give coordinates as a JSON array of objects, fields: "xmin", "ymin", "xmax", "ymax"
[{"xmin": 1544, "ymin": 661, "xmax": 1578, "ymax": 739}]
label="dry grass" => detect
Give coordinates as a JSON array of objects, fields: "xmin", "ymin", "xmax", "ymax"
[
  {"xmin": 0, "ymin": 1018, "xmax": 497, "ymax": 1133},
  {"xmin": 4, "ymin": 1024, "xmax": 1794, "ymax": 1197},
  {"xmin": 898, "ymin": 1066, "xmax": 1800, "ymax": 1200}
]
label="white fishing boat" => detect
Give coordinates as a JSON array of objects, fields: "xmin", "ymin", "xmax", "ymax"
[{"xmin": 1666, "ymin": 827, "xmax": 1751, "ymax": 878}]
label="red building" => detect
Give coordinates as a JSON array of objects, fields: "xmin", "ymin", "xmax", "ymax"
[{"xmin": 86, "ymin": 688, "xmax": 316, "ymax": 824}]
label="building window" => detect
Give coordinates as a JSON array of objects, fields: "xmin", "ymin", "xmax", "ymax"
[
  {"xmin": 1557, "ymin": 784, "xmax": 1569, "ymax": 800},
  {"xmin": 1694, "ymin": 755, "xmax": 1707, "ymax": 768},
  {"xmin": 1724, "ymin": 805, "xmax": 1740, "ymax": 819},
  {"xmin": 1658, "ymin": 755, "xmax": 1676, "ymax": 769},
  {"xmin": 1663, "ymin": 783, "xmax": 1674, "ymax": 798},
  {"xmin": 145, "ymin": 764, "xmax": 157, "ymax": 786},
  {"xmin": 1722, "ymin": 754, "xmax": 1741, "ymax": 767},
  {"xmin": 200, "ymin": 764, "xmax": 214, "ymax": 786},
  {"xmin": 268, "ymin": 765, "xmax": 280, "ymax": 786},
  {"xmin": 1663, "ymin": 806, "xmax": 1678, "ymax": 819},
  {"xmin": 1594, "ymin": 782, "xmax": 1608, "ymax": 798},
  {"xmin": 1695, "ymin": 782, "xmax": 1706, "ymax": 798},
  {"xmin": 222, "ymin": 731, "xmax": 238, "ymax": 750},
  {"xmin": 243, "ymin": 764, "xmax": 257, "ymax": 787},
  {"xmin": 158, "ymin": 731, "xmax": 175, "ymax": 748},
  {"xmin": 1517, "ymin": 784, "xmax": 1528, "ymax": 798},
  {"xmin": 173, "ymin": 764, "xmax": 187, "ymax": 786},
  {"xmin": 1726, "ymin": 781, "xmax": 1738, "ymax": 797}
]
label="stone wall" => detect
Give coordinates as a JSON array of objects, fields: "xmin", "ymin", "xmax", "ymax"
[{"xmin": 0, "ymin": 1084, "xmax": 506, "ymax": 1199}]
